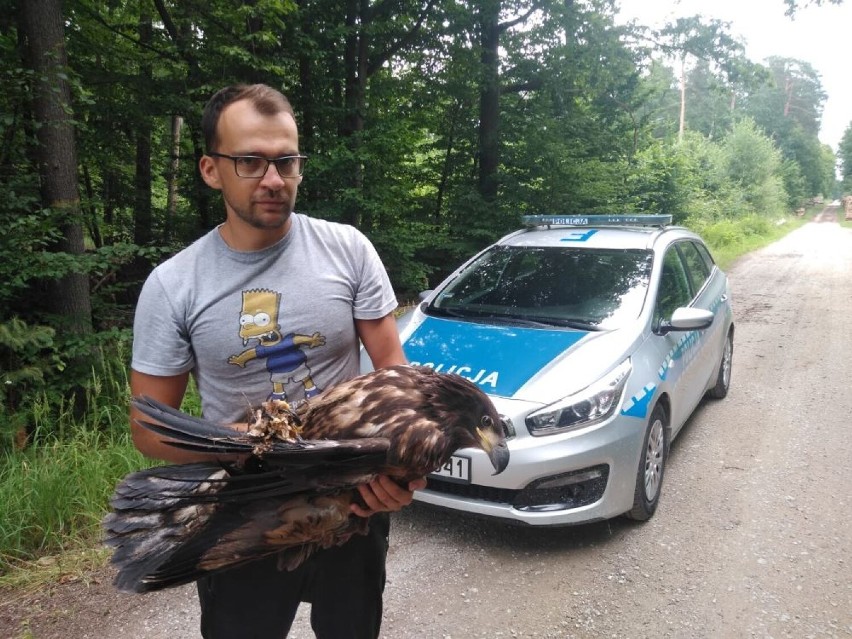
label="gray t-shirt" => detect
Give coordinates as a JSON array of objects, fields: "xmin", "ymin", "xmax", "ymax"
[{"xmin": 132, "ymin": 213, "xmax": 398, "ymax": 423}]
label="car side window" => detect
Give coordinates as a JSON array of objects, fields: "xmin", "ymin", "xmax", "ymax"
[
  {"xmin": 693, "ymin": 241, "xmax": 716, "ymax": 271},
  {"xmin": 654, "ymin": 248, "xmax": 691, "ymax": 326},
  {"xmin": 678, "ymin": 241, "xmax": 710, "ymax": 295}
]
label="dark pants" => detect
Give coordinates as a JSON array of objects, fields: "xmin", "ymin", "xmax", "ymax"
[{"xmin": 197, "ymin": 514, "xmax": 389, "ymax": 639}]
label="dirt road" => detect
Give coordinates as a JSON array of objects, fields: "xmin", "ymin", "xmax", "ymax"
[{"xmin": 3, "ymin": 218, "xmax": 851, "ymax": 638}]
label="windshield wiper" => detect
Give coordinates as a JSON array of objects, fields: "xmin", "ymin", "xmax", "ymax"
[
  {"xmin": 427, "ymin": 307, "xmax": 602, "ymax": 331},
  {"xmin": 469, "ymin": 314, "xmax": 602, "ymax": 331},
  {"xmin": 511, "ymin": 315, "xmax": 603, "ymax": 330},
  {"xmin": 426, "ymin": 306, "xmax": 479, "ymax": 319}
]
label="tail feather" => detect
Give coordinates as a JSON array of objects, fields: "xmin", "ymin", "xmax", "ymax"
[
  {"xmin": 128, "ymin": 492, "xmax": 369, "ymax": 592},
  {"xmin": 104, "ymin": 458, "xmax": 387, "ymax": 592}
]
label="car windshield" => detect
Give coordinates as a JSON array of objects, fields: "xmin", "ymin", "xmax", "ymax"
[{"xmin": 427, "ymin": 246, "xmax": 654, "ymax": 330}]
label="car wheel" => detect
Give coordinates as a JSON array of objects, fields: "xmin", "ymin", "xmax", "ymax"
[
  {"xmin": 706, "ymin": 330, "xmax": 733, "ymax": 399},
  {"xmin": 624, "ymin": 403, "xmax": 668, "ymax": 521}
]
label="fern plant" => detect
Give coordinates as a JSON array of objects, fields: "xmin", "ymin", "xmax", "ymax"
[{"xmin": 0, "ymin": 318, "xmax": 64, "ymax": 449}]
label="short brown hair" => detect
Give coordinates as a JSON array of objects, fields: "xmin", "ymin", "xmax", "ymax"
[{"xmin": 201, "ymin": 84, "xmax": 296, "ymax": 152}]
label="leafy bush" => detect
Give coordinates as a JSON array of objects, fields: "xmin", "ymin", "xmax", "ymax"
[
  {"xmin": 737, "ymin": 214, "xmax": 773, "ymax": 236},
  {"xmin": 691, "ymin": 218, "xmax": 742, "ymax": 248},
  {"xmin": 0, "ymin": 333, "xmax": 132, "ymax": 451}
]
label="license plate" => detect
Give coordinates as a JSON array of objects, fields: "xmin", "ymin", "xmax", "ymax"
[{"xmin": 431, "ymin": 455, "xmax": 471, "ymax": 484}]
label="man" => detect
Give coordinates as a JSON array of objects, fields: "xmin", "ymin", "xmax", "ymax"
[{"xmin": 130, "ymin": 83, "xmax": 424, "ymax": 638}]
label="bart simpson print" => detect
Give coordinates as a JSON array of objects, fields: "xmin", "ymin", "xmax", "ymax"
[{"xmin": 227, "ymin": 288, "xmax": 325, "ymax": 400}]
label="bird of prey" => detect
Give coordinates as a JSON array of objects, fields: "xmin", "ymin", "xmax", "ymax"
[{"xmin": 103, "ymin": 365, "xmax": 509, "ymax": 593}]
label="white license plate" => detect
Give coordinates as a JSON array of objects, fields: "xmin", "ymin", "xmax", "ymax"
[{"xmin": 431, "ymin": 455, "xmax": 471, "ymax": 484}]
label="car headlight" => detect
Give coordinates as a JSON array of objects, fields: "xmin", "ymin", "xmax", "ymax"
[{"xmin": 525, "ymin": 359, "xmax": 632, "ymax": 436}]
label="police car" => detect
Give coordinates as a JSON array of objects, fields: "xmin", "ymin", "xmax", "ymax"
[{"xmin": 399, "ymin": 215, "xmax": 734, "ymax": 525}]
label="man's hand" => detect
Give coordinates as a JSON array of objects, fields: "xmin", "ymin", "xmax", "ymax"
[{"xmin": 351, "ymin": 475, "xmax": 428, "ymax": 517}]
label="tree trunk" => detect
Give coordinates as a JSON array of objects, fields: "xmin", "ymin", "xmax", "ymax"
[
  {"xmin": 20, "ymin": 0, "xmax": 92, "ymax": 337},
  {"xmin": 678, "ymin": 56, "xmax": 686, "ymax": 143},
  {"xmin": 435, "ymin": 99, "xmax": 463, "ymax": 224},
  {"xmin": 783, "ymin": 75, "xmax": 793, "ymax": 118},
  {"xmin": 478, "ymin": 0, "xmax": 501, "ymax": 203},
  {"xmin": 82, "ymin": 165, "xmax": 103, "ymax": 249},
  {"xmin": 296, "ymin": 0, "xmax": 315, "ymax": 153},
  {"xmin": 190, "ymin": 127, "xmax": 213, "ymax": 231},
  {"xmin": 165, "ymin": 115, "xmax": 183, "ymax": 242},
  {"xmin": 133, "ymin": 7, "xmax": 153, "ymax": 246},
  {"xmin": 153, "ymin": 0, "xmax": 210, "ymax": 234},
  {"xmin": 340, "ymin": 0, "xmax": 366, "ymax": 229}
]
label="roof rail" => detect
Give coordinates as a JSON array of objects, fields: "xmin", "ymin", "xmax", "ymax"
[{"xmin": 522, "ymin": 214, "xmax": 673, "ymax": 228}]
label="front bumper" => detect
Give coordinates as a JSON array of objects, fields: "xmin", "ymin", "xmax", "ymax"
[{"xmin": 413, "ymin": 412, "xmax": 648, "ymax": 526}]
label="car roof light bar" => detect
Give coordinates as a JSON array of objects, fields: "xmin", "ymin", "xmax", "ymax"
[{"xmin": 522, "ymin": 214, "xmax": 673, "ymax": 228}]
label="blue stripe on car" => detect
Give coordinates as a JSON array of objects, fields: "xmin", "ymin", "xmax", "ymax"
[
  {"xmin": 621, "ymin": 383, "xmax": 657, "ymax": 418},
  {"xmin": 403, "ymin": 316, "xmax": 587, "ymax": 397}
]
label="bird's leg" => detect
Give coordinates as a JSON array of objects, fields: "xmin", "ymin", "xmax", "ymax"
[{"xmin": 267, "ymin": 493, "xmax": 356, "ymax": 544}]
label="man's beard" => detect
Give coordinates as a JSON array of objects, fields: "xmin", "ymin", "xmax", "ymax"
[{"xmin": 224, "ymin": 193, "xmax": 292, "ymax": 230}]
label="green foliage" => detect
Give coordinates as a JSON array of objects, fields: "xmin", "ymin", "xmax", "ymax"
[
  {"xmin": 0, "ymin": 331, "xmax": 132, "ymax": 451},
  {"xmin": 626, "ymin": 141, "xmax": 701, "ymax": 222},
  {"xmin": 0, "ymin": 337, "xmax": 201, "ymax": 573},
  {"xmin": 0, "ymin": 338, "xmax": 149, "ymax": 572},
  {"xmin": 0, "ymin": 319, "xmax": 61, "ymax": 440},
  {"xmin": 838, "ymin": 122, "xmax": 852, "ymax": 194},
  {"xmin": 718, "ymin": 119, "xmax": 788, "ymax": 215},
  {"xmin": 694, "ymin": 215, "xmax": 771, "ymax": 248},
  {"xmin": 7, "ymin": 353, "xmax": 192, "ymax": 579},
  {"xmin": 0, "ymin": 426, "xmax": 149, "ymax": 573},
  {"xmin": 737, "ymin": 57, "xmax": 834, "ymax": 200},
  {"xmin": 783, "ymin": 0, "xmax": 844, "ymax": 17}
]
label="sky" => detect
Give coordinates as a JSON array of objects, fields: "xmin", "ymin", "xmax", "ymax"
[{"xmin": 616, "ymin": 0, "xmax": 852, "ymax": 151}]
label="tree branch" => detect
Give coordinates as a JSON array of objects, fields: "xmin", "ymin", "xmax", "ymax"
[{"xmin": 366, "ymin": 0, "xmax": 438, "ymax": 77}]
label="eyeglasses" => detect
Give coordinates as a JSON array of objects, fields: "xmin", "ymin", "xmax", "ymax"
[{"xmin": 208, "ymin": 152, "xmax": 307, "ymax": 179}]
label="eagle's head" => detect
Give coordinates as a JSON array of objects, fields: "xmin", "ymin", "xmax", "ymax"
[
  {"xmin": 294, "ymin": 364, "xmax": 510, "ymax": 477},
  {"xmin": 418, "ymin": 367, "xmax": 510, "ymax": 476}
]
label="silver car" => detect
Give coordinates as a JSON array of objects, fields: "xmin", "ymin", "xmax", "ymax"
[{"xmin": 398, "ymin": 215, "xmax": 734, "ymax": 525}]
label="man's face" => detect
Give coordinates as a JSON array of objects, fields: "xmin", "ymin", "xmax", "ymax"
[{"xmin": 199, "ymin": 99, "xmax": 301, "ymax": 233}]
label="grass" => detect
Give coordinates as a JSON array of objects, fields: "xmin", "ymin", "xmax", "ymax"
[
  {"xmin": 0, "ymin": 422, "xmax": 151, "ymax": 581},
  {"xmin": 0, "ymin": 354, "xmax": 199, "ymax": 589}
]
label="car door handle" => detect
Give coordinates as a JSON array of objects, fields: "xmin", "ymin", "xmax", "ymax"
[{"xmin": 719, "ymin": 294, "xmax": 728, "ymax": 303}]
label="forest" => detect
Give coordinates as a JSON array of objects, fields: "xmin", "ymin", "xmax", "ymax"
[{"xmin": 0, "ymin": 0, "xmax": 851, "ymax": 569}]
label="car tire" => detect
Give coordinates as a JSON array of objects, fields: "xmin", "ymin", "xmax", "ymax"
[
  {"xmin": 624, "ymin": 403, "xmax": 668, "ymax": 521},
  {"xmin": 706, "ymin": 330, "xmax": 733, "ymax": 400}
]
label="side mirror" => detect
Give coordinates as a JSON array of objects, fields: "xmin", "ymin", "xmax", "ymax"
[{"xmin": 656, "ymin": 307, "xmax": 714, "ymax": 335}]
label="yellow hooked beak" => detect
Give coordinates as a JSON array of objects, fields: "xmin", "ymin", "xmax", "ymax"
[{"xmin": 476, "ymin": 426, "xmax": 510, "ymax": 475}]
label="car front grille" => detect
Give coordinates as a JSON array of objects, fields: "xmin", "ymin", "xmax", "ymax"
[
  {"xmin": 425, "ymin": 464, "xmax": 609, "ymax": 512},
  {"xmin": 424, "ymin": 478, "xmax": 519, "ymax": 504}
]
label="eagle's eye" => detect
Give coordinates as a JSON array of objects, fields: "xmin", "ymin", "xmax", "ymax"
[{"xmin": 481, "ymin": 415, "xmax": 493, "ymax": 429}]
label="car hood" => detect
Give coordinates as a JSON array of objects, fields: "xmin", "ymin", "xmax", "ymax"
[{"xmin": 400, "ymin": 314, "xmax": 642, "ymax": 405}]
